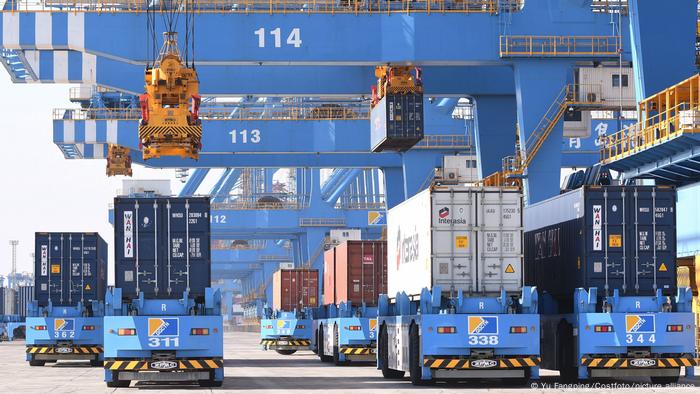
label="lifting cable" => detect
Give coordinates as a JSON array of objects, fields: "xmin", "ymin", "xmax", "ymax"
[{"xmin": 145, "ymin": 0, "xmax": 195, "ymax": 67}]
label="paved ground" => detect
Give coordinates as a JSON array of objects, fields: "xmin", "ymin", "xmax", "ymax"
[{"xmin": 1, "ymin": 332, "xmax": 699, "ymax": 393}]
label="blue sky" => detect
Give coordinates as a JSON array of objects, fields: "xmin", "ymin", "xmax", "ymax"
[{"xmin": 0, "ymin": 73, "xmax": 179, "ymax": 283}]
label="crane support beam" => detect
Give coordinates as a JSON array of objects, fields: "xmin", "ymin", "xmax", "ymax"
[
  {"xmin": 473, "ymin": 95, "xmax": 518, "ymax": 178},
  {"xmin": 178, "ymin": 168, "xmax": 210, "ymax": 197}
]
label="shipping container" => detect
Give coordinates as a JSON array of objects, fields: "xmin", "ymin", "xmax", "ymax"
[
  {"xmin": 16, "ymin": 285, "xmax": 34, "ymax": 317},
  {"xmin": 387, "ymin": 186, "xmax": 524, "ymax": 297},
  {"xmin": 370, "ymin": 92, "xmax": 424, "ymax": 152},
  {"xmin": 272, "ymin": 269, "xmax": 319, "ymax": 311},
  {"xmin": 524, "ymin": 185, "xmax": 676, "ymax": 306},
  {"xmin": 0, "ymin": 287, "xmax": 17, "ymax": 315},
  {"xmin": 323, "ymin": 241, "xmax": 387, "ymax": 306},
  {"xmin": 34, "ymin": 232, "xmax": 108, "ymax": 308},
  {"xmin": 114, "ymin": 197, "xmax": 211, "ymax": 300}
]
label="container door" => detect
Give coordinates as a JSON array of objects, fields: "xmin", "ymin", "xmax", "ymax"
[
  {"xmin": 627, "ymin": 187, "xmax": 676, "ymax": 295},
  {"xmin": 431, "ymin": 190, "xmax": 477, "ymax": 294},
  {"xmin": 47, "ymin": 234, "xmax": 67, "ymax": 305},
  {"xmin": 131, "ymin": 200, "xmax": 160, "ymax": 298},
  {"xmin": 476, "ymin": 189, "xmax": 523, "ymax": 293},
  {"xmin": 586, "ymin": 188, "xmax": 626, "ymax": 295},
  {"xmin": 78, "ymin": 235, "xmax": 99, "ymax": 304},
  {"xmin": 167, "ymin": 198, "xmax": 210, "ymax": 298}
]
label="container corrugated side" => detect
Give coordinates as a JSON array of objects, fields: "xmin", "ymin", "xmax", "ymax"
[
  {"xmin": 17, "ymin": 285, "xmax": 34, "ymax": 317},
  {"xmin": 0, "ymin": 288, "xmax": 17, "ymax": 315},
  {"xmin": 323, "ymin": 249, "xmax": 336, "ymax": 305}
]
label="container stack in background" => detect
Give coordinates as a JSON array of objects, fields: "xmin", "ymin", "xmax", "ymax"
[
  {"xmin": 0, "ymin": 287, "xmax": 17, "ymax": 316},
  {"xmin": 16, "ymin": 285, "xmax": 34, "ymax": 318},
  {"xmin": 272, "ymin": 268, "xmax": 319, "ymax": 311}
]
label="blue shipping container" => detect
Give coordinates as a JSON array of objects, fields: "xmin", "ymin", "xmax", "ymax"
[
  {"xmin": 34, "ymin": 233, "xmax": 108, "ymax": 308},
  {"xmin": 370, "ymin": 92, "xmax": 424, "ymax": 152},
  {"xmin": 524, "ymin": 186, "xmax": 676, "ymax": 308},
  {"xmin": 114, "ymin": 197, "xmax": 211, "ymax": 300}
]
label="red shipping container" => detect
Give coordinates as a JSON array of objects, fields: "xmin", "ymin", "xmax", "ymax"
[
  {"xmin": 272, "ymin": 268, "xmax": 319, "ymax": 311},
  {"xmin": 323, "ymin": 241, "xmax": 387, "ymax": 307}
]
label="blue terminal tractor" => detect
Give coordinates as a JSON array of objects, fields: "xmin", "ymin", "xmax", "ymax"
[
  {"xmin": 26, "ymin": 232, "xmax": 108, "ymax": 367},
  {"xmin": 103, "ymin": 197, "xmax": 223, "ymax": 387}
]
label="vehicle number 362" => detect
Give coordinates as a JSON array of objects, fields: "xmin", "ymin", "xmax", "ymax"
[
  {"xmin": 468, "ymin": 336, "xmax": 499, "ymax": 345},
  {"xmin": 148, "ymin": 337, "xmax": 180, "ymax": 347}
]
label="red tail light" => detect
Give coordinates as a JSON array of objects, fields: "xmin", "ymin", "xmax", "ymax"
[
  {"xmin": 33, "ymin": 325, "xmax": 47, "ymax": 331},
  {"xmin": 437, "ymin": 326, "xmax": 456, "ymax": 334},
  {"xmin": 346, "ymin": 326, "xmax": 361, "ymax": 331},
  {"xmin": 190, "ymin": 328, "xmax": 210, "ymax": 336},
  {"xmin": 264, "ymin": 325, "xmax": 273, "ymax": 329},
  {"xmin": 510, "ymin": 326, "xmax": 528, "ymax": 334},
  {"xmin": 82, "ymin": 325, "xmax": 96, "ymax": 331},
  {"xmin": 117, "ymin": 328, "xmax": 136, "ymax": 336},
  {"xmin": 296, "ymin": 325, "xmax": 306, "ymax": 329},
  {"xmin": 666, "ymin": 325, "xmax": 683, "ymax": 332},
  {"xmin": 594, "ymin": 325, "xmax": 614, "ymax": 333}
]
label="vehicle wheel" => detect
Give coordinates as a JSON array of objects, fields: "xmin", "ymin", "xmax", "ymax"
[
  {"xmin": 29, "ymin": 360, "xmax": 45, "ymax": 367},
  {"xmin": 199, "ymin": 379, "xmax": 224, "ymax": 387},
  {"xmin": 333, "ymin": 325, "xmax": 347, "ymax": 366},
  {"xmin": 379, "ymin": 324, "xmax": 405, "ymax": 379},
  {"xmin": 650, "ymin": 375, "xmax": 680, "ymax": 385},
  {"xmin": 275, "ymin": 349, "xmax": 297, "ymax": 355},
  {"xmin": 90, "ymin": 359, "xmax": 102, "ymax": 367},
  {"xmin": 409, "ymin": 323, "xmax": 433, "ymax": 385},
  {"xmin": 106, "ymin": 380, "xmax": 131, "ymax": 388},
  {"xmin": 557, "ymin": 320, "xmax": 578, "ymax": 383},
  {"xmin": 318, "ymin": 326, "xmax": 332, "ymax": 363},
  {"xmin": 312, "ymin": 330, "xmax": 319, "ymax": 355}
]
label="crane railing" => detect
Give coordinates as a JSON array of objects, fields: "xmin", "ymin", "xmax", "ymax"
[
  {"xmin": 54, "ymin": 103, "xmax": 369, "ymax": 121},
  {"xmin": 2, "ymin": 0, "xmax": 523, "ymax": 14},
  {"xmin": 211, "ymin": 194, "xmax": 310, "ymax": 210},
  {"xmin": 601, "ymin": 103, "xmax": 700, "ymax": 164},
  {"xmin": 413, "ymin": 134, "xmax": 473, "ymax": 149},
  {"xmin": 499, "ymin": 35, "xmax": 621, "ymax": 57}
]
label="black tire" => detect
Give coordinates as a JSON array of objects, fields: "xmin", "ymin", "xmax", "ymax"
[
  {"xmin": 312, "ymin": 330, "xmax": 319, "ymax": 355},
  {"xmin": 333, "ymin": 325, "xmax": 347, "ymax": 366},
  {"xmin": 29, "ymin": 360, "xmax": 45, "ymax": 367},
  {"xmin": 557, "ymin": 320, "xmax": 578, "ymax": 383},
  {"xmin": 199, "ymin": 379, "xmax": 224, "ymax": 387},
  {"xmin": 318, "ymin": 325, "xmax": 333, "ymax": 363},
  {"xmin": 650, "ymin": 375, "xmax": 680, "ymax": 385},
  {"xmin": 106, "ymin": 380, "xmax": 130, "ymax": 388},
  {"xmin": 275, "ymin": 349, "xmax": 297, "ymax": 355},
  {"xmin": 90, "ymin": 359, "xmax": 102, "ymax": 367},
  {"xmin": 409, "ymin": 323, "xmax": 433, "ymax": 385},
  {"xmin": 379, "ymin": 324, "xmax": 405, "ymax": 379}
]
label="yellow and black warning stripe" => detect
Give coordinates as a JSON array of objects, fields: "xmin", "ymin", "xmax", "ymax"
[
  {"xmin": 139, "ymin": 125, "xmax": 202, "ymax": 140},
  {"xmin": 340, "ymin": 347, "xmax": 375, "ymax": 355},
  {"xmin": 581, "ymin": 357, "xmax": 699, "ymax": 368},
  {"xmin": 423, "ymin": 356, "xmax": 540, "ymax": 369},
  {"xmin": 104, "ymin": 359, "xmax": 223, "ymax": 371},
  {"xmin": 260, "ymin": 339, "xmax": 311, "ymax": 346},
  {"xmin": 26, "ymin": 346, "xmax": 103, "ymax": 354}
]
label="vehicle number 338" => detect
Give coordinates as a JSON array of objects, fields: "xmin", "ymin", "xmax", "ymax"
[{"xmin": 468, "ymin": 336, "xmax": 499, "ymax": 345}]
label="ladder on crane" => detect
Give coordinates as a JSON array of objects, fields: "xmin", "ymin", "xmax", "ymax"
[{"xmin": 482, "ymin": 84, "xmax": 574, "ymax": 187}]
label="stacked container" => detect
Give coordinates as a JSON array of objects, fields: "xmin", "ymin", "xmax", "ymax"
[
  {"xmin": 0, "ymin": 287, "xmax": 17, "ymax": 315},
  {"xmin": 323, "ymin": 241, "xmax": 387, "ymax": 306},
  {"xmin": 16, "ymin": 285, "xmax": 34, "ymax": 317}
]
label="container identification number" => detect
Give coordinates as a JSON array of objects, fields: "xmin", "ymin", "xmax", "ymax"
[
  {"xmin": 56, "ymin": 331, "xmax": 75, "ymax": 338},
  {"xmin": 148, "ymin": 337, "xmax": 180, "ymax": 348},
  {"xmin": 468, "ymin": 335, "xmax": 498, "ymax": 345}
]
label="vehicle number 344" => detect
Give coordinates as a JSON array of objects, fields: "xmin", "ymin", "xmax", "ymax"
[{"xmin": 468, "ymin": 336, "xmax": 499, "ymax": 345}]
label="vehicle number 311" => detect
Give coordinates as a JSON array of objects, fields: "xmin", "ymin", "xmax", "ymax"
[
  {"xmin": 468, "ymin": 336, "xmax": 499, "ymax": 345},
  {"xmin": 148, "ymin": 337, "xmax": 180, "ymax": 347}
]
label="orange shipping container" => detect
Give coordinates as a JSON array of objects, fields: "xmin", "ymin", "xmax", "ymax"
[
  {"xmin": 323, "ymin": 241, "xmax": 387, "ymax": 307},
  {"xmin": 272, "ymin": 268, "xmax": 319, "ymax": 311}
]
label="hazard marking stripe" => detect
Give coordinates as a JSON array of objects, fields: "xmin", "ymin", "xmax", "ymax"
[
  {"xmin": 423, "ymin": 357, "xmax": 540, "ymax": 369},
  {"xmin": 104, "ymin": 359, "xmax": 222, "ymax": 371},
  {"xmin": 580, "ymin": 357, "xmax": 698, "ymax": 368}
]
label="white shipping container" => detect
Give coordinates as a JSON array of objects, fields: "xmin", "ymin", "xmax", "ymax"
[{"xmin": 388, "ymin": 186, "xmax": 523, "ymax": 297}]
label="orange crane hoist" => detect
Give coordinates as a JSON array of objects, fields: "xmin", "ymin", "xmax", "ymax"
[
  {"xmin": 139, "ymin": 32, "xmax": 202, "ymax": 160},
  {"xmin": 106, "ymin": 144, "xmax": 133, "ymax": 177},
  {"xmin": 371, "ymin": 66, "xmax": 423, "ymax": 108}
]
